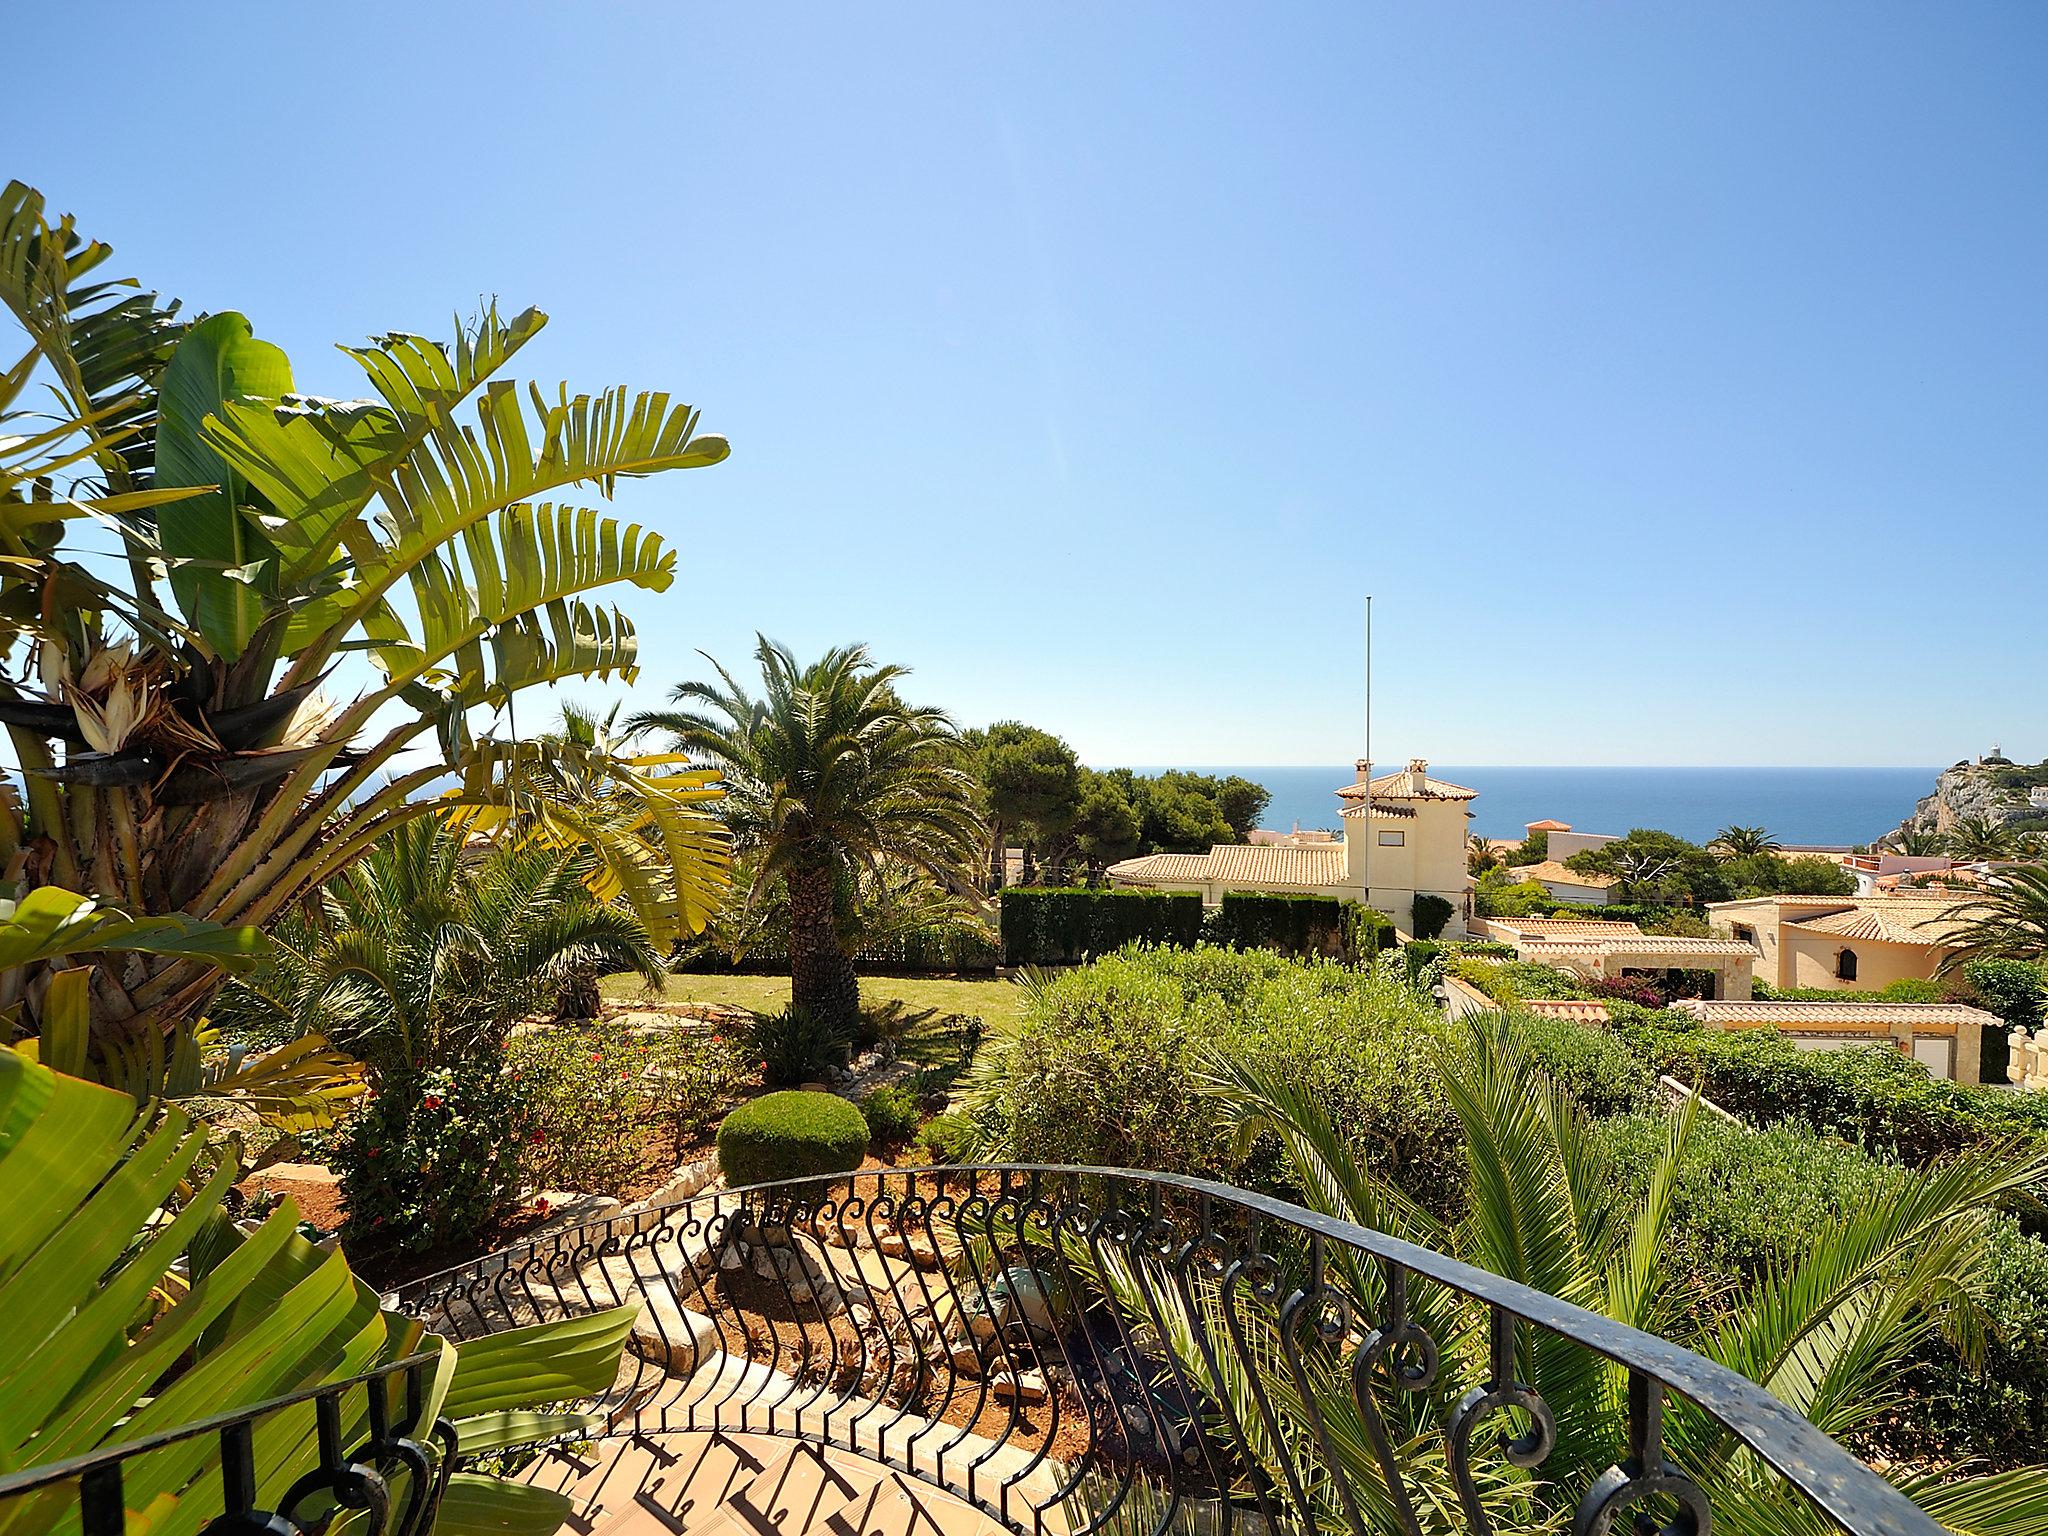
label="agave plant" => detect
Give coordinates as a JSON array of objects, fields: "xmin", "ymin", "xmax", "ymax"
[
  {"xmin": 0, "ymin": 181, "xmax": 728, "ymax": 1053},
  {"xmin": 0, "ymin": 1048, "xmax": 635, "ymax": 1536},
  {"xmin": 1050, "ymin": 1017, "xmax": 2048, "ymax": 1534}
]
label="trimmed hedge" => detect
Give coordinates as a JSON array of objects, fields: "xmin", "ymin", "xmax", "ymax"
[
  {"xmin": 1606, "ymin": 1004, "xmax": 2048, "ymax": 1168},
  {"xmin": 999, "ymin": 887, "xmax": 1203, "ymax": 965},
  {"xmin": 716, "ymin": 1090, "xmax": 870, "ymax": 1190},
  {"xmin": 1411, "ymin": 892, "xmax": 1455, "ymax": 940},
  {"xmin": 1208, "ymin": 893, "xmax": 1394, "ymax": 961}
]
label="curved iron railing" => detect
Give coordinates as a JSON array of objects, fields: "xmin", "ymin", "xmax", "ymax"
[
  {"xmin": 0, "ymin": 1353, "xmax": 455, "ymax": 1536},
  {"xmin": 400, "ymin": 1165, "xmax": 1941, "ymax": 1536}
]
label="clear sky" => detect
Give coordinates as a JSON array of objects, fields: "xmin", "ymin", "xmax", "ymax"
[{"xmin": 8, "ymin": 3, "xmax": 2044, "ymax": 767}]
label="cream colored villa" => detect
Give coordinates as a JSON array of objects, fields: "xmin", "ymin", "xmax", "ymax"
[
  {"xmin": 1107, "ymin": 758, "xmax": 1474, "ymax": 935},
  {"xmin": 1706, "ymin": 894, "xmax": 1970, "ymax": 993}
]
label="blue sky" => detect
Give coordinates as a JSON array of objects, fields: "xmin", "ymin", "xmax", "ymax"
[{"xmin": 8, "ymin": 3, "xmax": 2044, "ymax": 767}]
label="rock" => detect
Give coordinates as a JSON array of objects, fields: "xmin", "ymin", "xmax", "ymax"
[
  {"xmin": 877, "ymin": 1233, "xmax": 909, "ymax": 1260},
  {"xmin": 720, "ymin": 1244, "xmax": 745, "ymax": 1271},
  {"xmin": 990, "ymin": 1369, "xmax": 1048, "ymax": 1404},
  {"xmin": 644, "ymin": 1156, "xmax": 718, "ymax": 1208},
  {"xmin": 525, "ymin": 1191, "xmax": 624, "ymax": 1244},
  {"xmin": 950, "ymin": 1344, "xmax": 984, "ymax": 1379}
]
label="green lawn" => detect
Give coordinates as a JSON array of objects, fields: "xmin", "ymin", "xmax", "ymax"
[{"xmin": 600, "ymin": 970, "xmax": 1024, "ymax": 1027}]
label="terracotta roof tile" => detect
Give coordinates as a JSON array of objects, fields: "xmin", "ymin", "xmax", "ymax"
[
  {"xmin": 1679, "ymin": 999, "xmax": 1997, "ymax": 1030},
  {"xmin": 1507, "ymin": 860, "xmax": 1618, "ymax": 889}
]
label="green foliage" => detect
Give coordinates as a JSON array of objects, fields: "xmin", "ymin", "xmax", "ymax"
[
  {"xmin": 913, "ymin": 1111, "xmax": 977, "ymax": 1163},
  {"xmin": 1751, "ymin": 976, "xmax": 1951, "ymax": 1003},
  {"xmin": 1448, "ymin": 956, "xmax": 1598, "ymax": 1004},
  {"xmin": 746, "ymin": 1005, "xmax": 854, "ymax": 1087},
  {"xmin": 0, "ymin": 185, "xmax": 730, "ymax": 1049},
  {"xmin": 1344, "ymin": 903, "xmax": 1397, "ymax": 960},
  {"xmin": 1191, "ymin": 1017, "xmax": 2048, "ymax": 1518},
  {"xmin": 998, "ymin": 886, "xmax": 1204, "ymax": 965},
  {"xmin": 1591, "ymin": 1112, "xmax": 2048, "ymax": 1466},
  {"xmin": 507, "ymin": 1021, "xmax": 654, "ymax": 1193},
  {"xmin": 219, "ymin": 818, "xmax": 663, "ymax": 1077},
  {"xmin": 644, "ymin": 1028, "xmax": 757, "ymax": 1138},
  {"xmin": 857, "ymin": 1082, "xmax": 922, "ymax": 1144},
  {"xmin": 716, "ymin": 1089, "xmax": 869, "ymax": 1189},
  {"xmin": 1505, "ymin": 828, "xmax": 1549, "ymax": 866},
  {"xmin": 1507, "ymin": 1010, "xmax": 1656, "ymax": 1115},
  {"xmin": 0, "ymin": 1048, "xmax": 632, "ymax": 1536},
  {"xmin": 1966, "ymin": 956, "xmax": 2048, "ymax": 1029},
  {"xmin": 974, "ymin": 944, "xmax": 1463, "ymax": 1212},
  {"xmin": 970, "ymin": 721, "xmax": 1082, "ymax": 869},
  {"xmin": 1474, "ymin": 869, "xmax": 1552, "ymax": 917},
  {"xmin": 335, "ymin": 1057, "xmax": 531, "ymax": 1253},
  {"xmin": 1410, "ymin": 891, "xmax": 1454, "ymax": 939},
  {"xmin": 1608, "ymin": 1004, "xmax": 2048, "ymax": 1164}
]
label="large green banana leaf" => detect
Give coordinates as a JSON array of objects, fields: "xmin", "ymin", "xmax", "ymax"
[{"xmin": 0, "ymin": 1051, "xmax": 634, "ymax": 1536}]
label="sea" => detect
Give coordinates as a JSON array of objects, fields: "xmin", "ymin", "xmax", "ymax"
[{"xmin": 1139, "ymin": 766, "xmax": 1939, "ymax": 849}]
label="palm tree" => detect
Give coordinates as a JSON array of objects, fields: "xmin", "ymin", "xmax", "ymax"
[
  {"xmin": 1935, "ymin": 863, "xmax": 2048, "ymax": 969},
  {"xmin": 219, "ymin": 817, "xmax": 663, "ymax": 1075},
  {"xmin": 1894, "ymin": 828, "xmax": 1946, "ymax": 857},
  {"xmin": 1712, "ymin": 825, "xmax": 1780, "ymax": 859},
  {"xmin": 1467, "ymin": 834, "xmax": 1503, "ymax": 875},
  {"xmin": 632, "ymin": 637, "xmax": 984, "ymax": 1039},
  {"xmin": 1944, "ymin": 815, "xmax": 2023, "ymax": 863},
  {"xmin": 1079, "ymin": 1018, "xmax": 2048, "ymax": 1533}
]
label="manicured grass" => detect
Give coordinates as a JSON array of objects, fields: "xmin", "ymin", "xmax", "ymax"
[{"xmin": 599, "ymin": 971, "xmax": 1023, "ymax": 1027}]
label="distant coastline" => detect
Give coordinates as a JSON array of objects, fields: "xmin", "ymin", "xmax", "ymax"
[{"xmin": 1121, "ymin": 766, "xmax": 1937, "ymax": 848}]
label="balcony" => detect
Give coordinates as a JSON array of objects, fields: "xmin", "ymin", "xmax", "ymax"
[{"xmin": 7, "ymin": 1166, "xmax": 1941, "ymax": 1536}]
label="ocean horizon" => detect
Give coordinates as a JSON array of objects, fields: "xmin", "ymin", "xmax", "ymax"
[{"xmin": 1122, "ymin": 766, "xmax": 1939, "ymax": 848}]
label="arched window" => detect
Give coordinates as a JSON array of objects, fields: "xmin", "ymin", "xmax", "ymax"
[{"xmin": 1836, "ymin": 948, "xmax": 1858, "ymax": 982}]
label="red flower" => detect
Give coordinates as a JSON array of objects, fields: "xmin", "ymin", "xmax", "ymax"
[
  {"xmin": 620, "ymin": 1069, "xmax": 631, "ymax": 1080},
  {"xmin": 529, "ymin": 1129, "xmax": 546, "ymax": 1144},
  {"xmin": 589, "ymin": 1051, "xmax": 602, "ymax": 1063},
  {"xmin": 535, "ymin": 1197, "xmax": 552, "ymax": 1216},
  {"xmin": 421, "ymin": 1094, "xmax": 443, "ymax": 1110},
  {"xmin": 366, "ymin": 1146, "xmax": 380, "ymax": 1159}
]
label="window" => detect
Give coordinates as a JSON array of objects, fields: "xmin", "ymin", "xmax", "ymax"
[
  {"xmin": 1836, "ymin": 948, "xmax": 1858, "ymax": 982},
  {"xmin": 1377, "ymin": 829, "xmax": 1405, "ymax": 846},
  {"xmin": 1732, "ymin": 923, "xmax": 1756, "ymax": 945}
]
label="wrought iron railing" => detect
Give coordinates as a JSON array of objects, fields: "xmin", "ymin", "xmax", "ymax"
[
  {"xmin": 399, "ymin": 1165, "xmax": 1941, "ymax": 1536},
  {"xmin": 0, "ymin": 1353, "xmax": 454, "ymax": 1536}
]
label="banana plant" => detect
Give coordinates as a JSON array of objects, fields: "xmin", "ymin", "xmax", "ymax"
[
  {"xmin": 0, "ymin": 181, "xmax": 730, "ymax": 1050},
  {"xmin": 0, "ymin": 1048, "xmax": 635, "ymax": 1536}
]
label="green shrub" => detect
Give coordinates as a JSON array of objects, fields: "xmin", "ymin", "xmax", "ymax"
[
  {"xmin": 1590, "ymin": 1112, "xmax": 2048, "ymax": 1466},
  {"xmin": 1345, "ymin": 904, "xmax": 1398, "ymax": 960},
  {"xmin": 716, "ymin": 1090, "xmax": 870, "ymax": 1189},
  {"xmin": 747, "ymin": 1005, "xmax": 854, "ymax": 1086},
  {"xmin": 1448, "ymin": 957, "xmax": 1596, "ymax": 1004},
  {"xmin": 1411, "ymin": 892, "xmax": 1455, "ymax": 939},
  {"xmin": 1607, "ymin": 1005, "xmax": 2048, "ymax": 1165},
  {"xmin": 978, "ymin": 944, "xmax": 1464, "ymax": 1213},
  {"xmin": 337, "ymin": 1056, "xmax": 530, "ymax": 1253},
  {"xmin": 914, "ymin": 1111, "xmax": 978, "ymax": 1163},
  {"xmin": 1510, "ymin": 1013, "xmax": 1656, "ymax": 1116},
  {"xmin": 646, "ymin": 1028, "xmax": 758, "ymax": 1136},
  {"xmin": 858, "ymin": 1082, "xmax": 922, "ymax": 1144},
  {"xmin": 998, "ymin": 887, "xmax": 1203, "ymax": 965}
]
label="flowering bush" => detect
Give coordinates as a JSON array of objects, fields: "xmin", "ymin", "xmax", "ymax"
[
  {"xmin": 507, "ymin": 1020, "xmax": 652, "ymax": 1193},
  {"xmin": 336, "ymin": 1057, "xmax": 531, "ymax": 1254},
  {"xmin": 647, "ymin": 1027, "xmax": 756, "ymax": 1137}
]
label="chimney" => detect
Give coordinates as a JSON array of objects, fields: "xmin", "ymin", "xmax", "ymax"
[
  {"xmin": 1354, "ymin": 758, "xmax": 1372, "ymax": 784},
  {"xmin": 1407, "ymin": 757, "xmax": 1428, "ymax": 794}
]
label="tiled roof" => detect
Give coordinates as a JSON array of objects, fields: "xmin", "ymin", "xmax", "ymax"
[
  {"xmin": 1336, "ymin": 772, "xmax": 1479, "ymax": 802},
  {"xmin": 1783, "ymin": 903, "xmax": 1969, "ymax": 946},
  {"xmin": 1679, "ymin": 999, "xmax": 1997, "ymax": 1030},
  {"xmin": 1523, "ymin": 935, "xmax": 1760, "ymax": 958},
  {"xmin": 1207, "ymin": 843, "xmax": 1347, "ymax": 888},
  {"xmin": 1525, "ymin": 819, "xmax": 1574, "ymax": 832},
  {"xmin": 1107, "ymin": 843, "xmax": 1347, "ymax": 889},
  {"xmin": 1104, "ymin": 853, "xmax": 1213, "ymax": 883},
  {"xmin": 1337, "ymin": 800, "xmax": 1416, "ymax": 819},
  {"xmin": 1489, "ymin": 918, "xmax": 1644, "ymax": 937},
  {"xmin": 1508, "ymin": 860, "xmax": 1618, "ymax": 889}
]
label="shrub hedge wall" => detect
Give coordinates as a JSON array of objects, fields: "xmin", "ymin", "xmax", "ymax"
[
  {"xmin": 1206, "ymin": 893, "xmax": 1396, "ymax": 961},
  {"xmin": 998, "ymin": 887, "xmax": 1204, "ymax": 965}
]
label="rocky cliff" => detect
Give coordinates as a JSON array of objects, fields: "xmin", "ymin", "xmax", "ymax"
[{"xmin": 1885, "ymin": 759, "xmax": 2048, "ymax": 847}]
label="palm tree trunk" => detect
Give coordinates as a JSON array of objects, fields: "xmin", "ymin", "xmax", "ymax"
[{"xmin": 787, "ymin": 861, "xmax": 859, "ymax": 1044}]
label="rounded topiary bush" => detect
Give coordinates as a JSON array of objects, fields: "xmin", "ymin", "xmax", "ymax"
[{"xmin": 717, "ymin": 1090, "xmax": 870, "ymax": 1191}]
